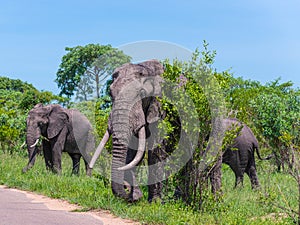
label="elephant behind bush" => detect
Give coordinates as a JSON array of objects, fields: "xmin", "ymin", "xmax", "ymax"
[{"xmin": 209, "ymin": 118, "xmax": 271, "ymax": 192}]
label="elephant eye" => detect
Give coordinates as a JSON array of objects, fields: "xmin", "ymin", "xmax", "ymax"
[
  {"xmin": 38, "ymin": 121, "xmax": 46, "ymax": 126},
  {"xmin": 140, "ymin": 89, "xmax": 147, "ymax": 98},
  {"xmin": 112, "ymin": 72, "xmax": 119, "ymax": 80}
]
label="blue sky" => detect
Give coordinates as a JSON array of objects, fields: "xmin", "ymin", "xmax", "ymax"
[{"xmin": 1, "ymin": 0, "xmax": 299, "ymax": 94}]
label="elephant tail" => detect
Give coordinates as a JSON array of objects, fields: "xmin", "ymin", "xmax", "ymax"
[{"xmin": 254, "ymin": 145, "xmax": 273, "ymax": 160}]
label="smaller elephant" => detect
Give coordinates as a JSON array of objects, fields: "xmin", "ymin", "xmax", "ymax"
[
  {"xmin": 209, "ymin": 118, "xmax": 271, "ymax": 192},
  {"xmin": 23, "ymin": 104, "xmax": 95, "ymax": 175}
]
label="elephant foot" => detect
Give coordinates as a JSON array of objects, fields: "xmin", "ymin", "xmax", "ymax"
[
  {"xmin": 234, "ymin": 184, "xmax": 243, "ymax": 189},
  {"xmin": 86, "ymin": 168, "xmax": 93, "ymax": 177},
  {"xmin": 71, "ymin": 167, "xmax": 80, "ymax": 176},
  {"xmin": 148, "ymin": 195, "xmax": 163, "ymax": 204},
  {"xmin": 22, "ymin": 164, "xmax": 34, "ymax": 173},
  {"xmin": 112, "ymin": 181, "xmax": 130, "ymax": 200},
  {"xmin": 113, "ymin": 191, "xmax": 129, "ymax": 201},
  {"xmin": 130, "ymin": 187, "xmax": 143, "ymax": 202},
  {"xmin": 22, "ymin": 166, "xmax": 29, "ymax": 173},
  {"xmin": 52, "ymin": 167, "xmax": 62, "ymax": 175},
  {"xmin": 234, "ymin": 177, "xmax": 244, "ymax": 189},
  {"xmin": 251, "ymin": 183, "xmax": 261, "ymax": 190}
]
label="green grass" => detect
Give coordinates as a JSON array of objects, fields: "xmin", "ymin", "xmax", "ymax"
[{"xmin": 0, "ymin": 152, "xmax": 297, "ymax": 225}]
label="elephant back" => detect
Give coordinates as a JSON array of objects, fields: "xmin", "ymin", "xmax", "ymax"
[{"xmin": 223, "ymin": 118, "xmax": 258, "ymax": 150}]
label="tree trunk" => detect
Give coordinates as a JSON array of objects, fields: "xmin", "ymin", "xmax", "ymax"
[{"xmin": 96, "ymin": 73, "xmax": 100, "ymax": 98}]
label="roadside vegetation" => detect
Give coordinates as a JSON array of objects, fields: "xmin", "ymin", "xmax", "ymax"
[
  {"xmin": 0, "ymin": 42, "xmax": 299, "ymax": 224},
  {"xmin": 0, "ymin": 153, "xmax": 297, "ymax": 224}
]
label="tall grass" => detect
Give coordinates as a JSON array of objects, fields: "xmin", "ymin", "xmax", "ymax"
[{"xmin": 0, "ymin": 152, "xmax": 296, "ymax": 224}]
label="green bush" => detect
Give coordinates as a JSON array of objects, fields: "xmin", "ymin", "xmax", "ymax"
[{"xmin": 0, "ymin": 77, "xmax": 66, "ymax": 154}]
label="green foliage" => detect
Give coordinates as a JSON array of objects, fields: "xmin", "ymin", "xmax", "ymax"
[
  {"xmin": 0, "ymin": 77, "xmax": 65, "ymax": 153},
  {"xmin": 249, "ymin": 81, "xmax": 300, "ymax": 170},
  {"xmin": 0, "ymin": 76, "xmax": 36, "ymax": 92},
  {"xmin": 55, "ymin": 44, "xmax": 131, "ymax": 100},
  {"xmin": 160, "ymin": 41, "xmax": 230, "ymax": 207},
  {"xmin": 19, "ymin": 90, "xmax": 66, "ymax": 110},
  {"xmin": 70, "ymin": 97, "xmax": 111, "ymax": 143},
  {"xmin": 0, "ymin": 90, "xmax": 26, "ymax": 153},
  {"xmin": 222, "ymin": 123, "xmax": 243, "ymax": 151},
  {"xmin": 160, "ymin": 41, "xmax": 299, "ymax": 213}
]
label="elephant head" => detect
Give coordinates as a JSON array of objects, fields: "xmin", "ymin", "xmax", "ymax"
[
  {"xmin": 23, "ymin": 104, "xmax": 69, "ymax": 172},
  {"xmin": 89, "ymin": 59, "xmax": 164, "ymax": 199}
]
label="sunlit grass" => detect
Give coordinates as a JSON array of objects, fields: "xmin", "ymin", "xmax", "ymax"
[{"xmin": 0, "ymin": 152, "xmax": 296, "ymax": 224}]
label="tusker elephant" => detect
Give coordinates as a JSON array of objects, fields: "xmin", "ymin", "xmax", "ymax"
[
  {"xmin": 209, "ymin": 118, "xmax": 271, "ymax": 192},
  {"xmin": 22, "ymin": 103, "xmax": 95, "ymax": 175},
  {"xmin": 89, "ymin": 59, "xmax": 169, "ymax": 202}
]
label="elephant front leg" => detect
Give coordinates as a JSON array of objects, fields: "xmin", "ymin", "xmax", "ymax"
[
  {"xmin": 68, "ymin": 153, "xmax": 81, "ymax": 175},
  {"xmin": 210, "ymin": 156, "xmax": 222, "ymax": 194},
  {"xmin": 147, "ymin": 147, "xmax": 165, "ymax": 203},
  {"xmin": 124, "ymin": 169, "xmax": 143, "ymax": 202},
  {"xmin": 43, "ymin": 140, "xmax": 53, "ymax": 171},
  {"xmin": 84, "ymin": 159, "xmax": 92, "ymax": 176},
  {"xmin": 52, "ymin": 146, "xmax": 62, "ymax": 174},
  {"xmin": 51, "ymin": 127, "xmax": 67, "ymax": 174}
]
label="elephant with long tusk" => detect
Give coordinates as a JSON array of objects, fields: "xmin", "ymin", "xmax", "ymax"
[{"xmin": 89, "ymin": 59, "xmax": 170, "ymax": 202}]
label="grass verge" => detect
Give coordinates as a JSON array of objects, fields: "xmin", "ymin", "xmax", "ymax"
[{"xmin": 0, "ymin": 152, "xmax": 296, "ymax": 225}]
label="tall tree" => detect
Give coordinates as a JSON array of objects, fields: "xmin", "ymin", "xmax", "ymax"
[{"xmin": 56, "ymin": 44, "xmax": 131, "ymax": 100}]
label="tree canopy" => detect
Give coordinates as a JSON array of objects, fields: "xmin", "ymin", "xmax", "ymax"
[
  {"xmin": 0, "ymin": 76, "xmax": 36, "ymax": 92},
  {"xmin": 0, "ymin": 76, "xmax": 65, "ymax": 152},
  {"xmin": 55, "ymin": 44, "xmax": 131, "ymax": 100}
]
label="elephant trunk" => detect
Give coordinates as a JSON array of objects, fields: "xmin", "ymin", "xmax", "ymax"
[
  {"xmin": 23, "ymin": 127, "xmax": 41, "ymax": 173},
  {"xmin": 109, "ymin": 80, "xmax": 148, "ymax": 199},
  {"xmin": 110, "ymin": 106, "xmax": 132, "ymax": 199}
]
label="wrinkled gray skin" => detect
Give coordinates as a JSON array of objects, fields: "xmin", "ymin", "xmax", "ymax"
[
  {"xmin": 210, "ymin": 118, "xmax": 269, "ymax": 192},
  {"xmin": 22, "ymin": 104, "xmax": 94, "ymax": 176},
  {"xmin": 94, "ymin": 60, "xmax": 166, "ymax": 202}
]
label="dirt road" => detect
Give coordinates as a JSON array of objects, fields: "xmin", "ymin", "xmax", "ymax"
[{"xmin": 0, "ymin": 185, "xmax": 140, "ymax": 225}]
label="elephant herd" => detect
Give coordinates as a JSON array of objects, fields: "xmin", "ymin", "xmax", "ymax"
[{"xmin": 22, "ymin": 60, "xmax": 270, "ymax": 203}]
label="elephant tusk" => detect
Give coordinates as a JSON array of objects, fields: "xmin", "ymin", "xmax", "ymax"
[
  {"xmin": 30, "ymin": 139, "xmax": 39, "ymax": 148},
  {"xmin": 20, "ymin": 141, "xmax": 26, "ymax": 148},
  {"xmin": 117, "ymin": 127, "xmax": 146, "ymax": 171},
  {"xmin": 89, "ymin": 130, "xmax": 110, "ymax": 169}
]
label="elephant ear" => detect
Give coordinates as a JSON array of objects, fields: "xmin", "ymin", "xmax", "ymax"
[
  {"xmin": 47, "ymin": 106, "xmax": 69, "ymax": 139},
  {"xmin": 141, "ymin": 61, "xmax": 164, "ymax": 124},
  {"xmin": 139, "ymin": 60, "xmax": 164, "ymax": 97}
]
